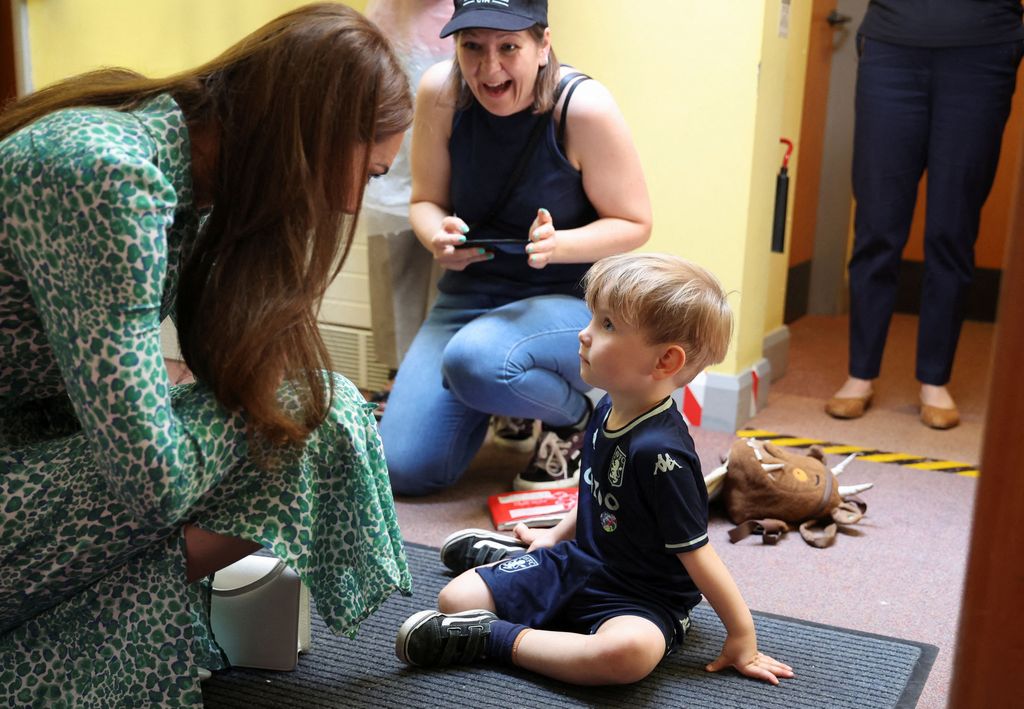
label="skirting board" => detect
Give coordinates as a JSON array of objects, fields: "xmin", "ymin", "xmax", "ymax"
[
  {"xmin": 762, "ymin": 325, "xmax": 790, "ymax": 382},
  {"xmin": 672, "ymin": 358, "xmax": 771, "ymax": 432}
]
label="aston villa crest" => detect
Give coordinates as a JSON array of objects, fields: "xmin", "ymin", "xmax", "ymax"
[{"xmin": 608, "ymin": 446, "xmax": 626, "ymax": 487}]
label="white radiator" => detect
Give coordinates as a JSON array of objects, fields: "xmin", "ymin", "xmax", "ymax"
[
  {"xmin": 318, "ymin": 323, "xmax": 391, "ymax": 392},
  {"xmin": 161, "ymin": 319, "xmax": 391, "ymax": 392}
]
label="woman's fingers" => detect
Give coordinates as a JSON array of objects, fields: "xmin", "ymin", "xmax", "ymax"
[
  {"xmin": 436, "ymin": 216, "xmax": 469, "ymax": 250},
  {"xmin": 526, "ymin": 207, "xmax": 555, "ymax": 269},
  {"xmin": 529, "ymin": 208, "xmax": 553, "ymax": 242},
  {"xmin": 441, "ymin": 215, "xmax": 470, "ymax": 234},
  {"xmin": 528, "ymin": 225, "xmax": 555, "ymax": 248},
  {"xmin": 431, "ymin": 216, "xmax": 482, "ymax": 269},
  {"xmin": 437, "ymin": 246, "xmax": 491, "ymax": 271}
]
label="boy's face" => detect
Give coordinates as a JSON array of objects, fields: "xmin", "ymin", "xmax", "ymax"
[{"xmin": 578, "ymin": 299, "xmax": 663, "ymax": 397}]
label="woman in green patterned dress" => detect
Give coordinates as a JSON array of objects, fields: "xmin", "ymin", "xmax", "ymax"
[{"xmin": 0, "ymin": 4, "xmax": 413, "ymax": 705}]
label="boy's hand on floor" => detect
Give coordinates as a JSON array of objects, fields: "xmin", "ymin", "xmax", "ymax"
[{"xmin": 706, "ymin": 635, "xmax": 794, "ymax": 685}]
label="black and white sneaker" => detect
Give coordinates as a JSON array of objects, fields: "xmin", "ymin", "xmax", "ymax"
[
  {"xmin": 491, "ymin": 416, "xmax": 537, "ymax": 452},
  {"xmin": 440, "ymin": 528, "xmax": 528, "ymax": 574},
  {"xmin": 512, "ymin": 428, "xmax": 584, "ymax": 491},
  {"xmin": 395, "ymin": 609, "xmax": 497, "ymax": 667}
]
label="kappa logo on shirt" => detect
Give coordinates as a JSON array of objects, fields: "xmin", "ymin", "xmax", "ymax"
[
  {"xmin": 497, "ymin": 554, "xmax": 539, "ymax": 573},
  {"xmin": 608, "ymin": 446, "xmax": 627, "ymax": 487},
  {"xmin": 460, "ymin": 0, "xmax": 510, "ymax": 7},
  {"xmin": 653, "ymin": 453, "xmax": 681, "ymax": 475}
]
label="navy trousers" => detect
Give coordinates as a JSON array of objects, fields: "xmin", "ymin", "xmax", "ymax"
[{"xmin": 849, "ymin": 37, "xmax": 1023, "ymax": 385}]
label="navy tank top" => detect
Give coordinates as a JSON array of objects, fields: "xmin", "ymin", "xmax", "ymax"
[{"xmin": 441, "ymin": 91, "xmax": 598, "ymax": 299}]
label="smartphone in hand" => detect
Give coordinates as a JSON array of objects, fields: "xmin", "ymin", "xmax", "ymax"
[{"xmin": 454, "ymin": 238, "xmax": 527, "ymax": 255}]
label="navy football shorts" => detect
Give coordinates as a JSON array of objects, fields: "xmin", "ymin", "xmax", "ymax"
[{"xmin": 475, "ymin": 541, "xmax": 690, "ymax": 653}]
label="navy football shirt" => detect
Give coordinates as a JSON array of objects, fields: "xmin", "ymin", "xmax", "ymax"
[{"xmin": 576, "ymin": 395, "xmax": 709, "ymax": 612}]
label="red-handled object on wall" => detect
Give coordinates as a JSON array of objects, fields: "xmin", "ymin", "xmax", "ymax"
[{"xmin": 772, "ymin": 138, "xmax": 794, "ymax": 253}]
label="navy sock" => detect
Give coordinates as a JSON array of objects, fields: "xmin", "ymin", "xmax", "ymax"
[{"xmin": 485, "ymin": 619, "xmax": 530, "ymax": 665}]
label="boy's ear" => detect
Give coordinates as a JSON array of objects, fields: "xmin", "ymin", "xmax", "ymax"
[{"xmin": 652, "ymin": 344, "xmax": 686, "ymax": 381}]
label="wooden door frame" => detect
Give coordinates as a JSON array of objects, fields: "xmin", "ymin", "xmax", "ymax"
[
  {"xmin": 1, "ymin": 0, "xmax": 18, "ymax": 104},
  {"xmin": 949, "ymin": 116, "xmax": 1024, "ymax": 705}
]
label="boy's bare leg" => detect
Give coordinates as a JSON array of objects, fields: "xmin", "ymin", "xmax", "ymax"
[
  {"xmin": 513, "ymin": 616, "xmax": 665, "ymax": 685},
  {"xmin": 437, "ymin": 568, "xmax": 498, "ymax": 613},
  {"xmin": 437, "ymin": 570, "xmax": 665, "ymax": 685},
  {"xmin": 183, "ymin": 524, "xmax": 262, "ymax": 582}
]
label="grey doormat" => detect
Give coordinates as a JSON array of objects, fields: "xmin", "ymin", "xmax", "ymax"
[{"xmin": 203, "ymin": 543, "xmax": 936, "ymax": 709}]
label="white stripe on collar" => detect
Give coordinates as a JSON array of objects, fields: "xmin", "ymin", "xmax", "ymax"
[{"xmin": 602, "ymin": 397, "xmax": 674, "ymax": 439}]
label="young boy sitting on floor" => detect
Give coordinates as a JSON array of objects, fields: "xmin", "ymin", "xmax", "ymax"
[{"xmin": 395, "ymin": 253, "xmax": 794, "ymax": 686}]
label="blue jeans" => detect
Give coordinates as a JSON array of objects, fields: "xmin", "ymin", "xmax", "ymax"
[
  {"xmin": 380, "ymin": 291, "xmax": 591, "ymax": 496},
  {"xmin": 849, "ymin": 37, "xmax": 1023, "ymax": 384}
]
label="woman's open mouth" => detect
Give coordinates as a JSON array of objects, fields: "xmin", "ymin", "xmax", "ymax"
[{"xmin": 482, "ymin": 80, "xmax": 512, "ymax": 98}]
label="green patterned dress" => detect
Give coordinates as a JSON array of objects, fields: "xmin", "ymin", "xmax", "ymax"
[{"xmin": 0, "ymin": 94, "xmax": 411, "ymax": 706}]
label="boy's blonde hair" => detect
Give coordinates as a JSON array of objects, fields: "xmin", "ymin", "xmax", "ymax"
[{"xmin": 583, "ymin": 253, "xmax": 733, "ymax": 383}]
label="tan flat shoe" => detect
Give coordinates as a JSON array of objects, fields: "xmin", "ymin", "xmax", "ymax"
[
  {"xmin": 921, "ymin": 404, "xmax": 959, "ymax": 430},
  {"xmin": 825, "ymin": 393, "xmax": 872, "ymax": 419}
]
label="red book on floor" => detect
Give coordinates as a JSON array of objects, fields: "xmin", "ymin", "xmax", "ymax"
[{"xmin": 487, "ymin": 488, "xmax": 579, "ymax": 531}]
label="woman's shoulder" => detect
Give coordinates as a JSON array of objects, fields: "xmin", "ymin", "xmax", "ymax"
[
  {"xmin": 16, "ymin": 104, "xmax": 158, "ymax": 171},
  {"xmin": 554, "ymin": 67, "xmax": 617, "ymax": 121},
  {"xmin": 414, "ymin": 60, "xmax": 460, "ymax": 143},
  {"xmin": 6, "ymin": 105, "xmax": 181, "ymax": 223},
  {"xmin": 415, "ymin": 59, "xmax": 459, "ymax": 120},
  {"xmin": 418, "ymin": 59, "xmax": 456, "ymax": 100}
]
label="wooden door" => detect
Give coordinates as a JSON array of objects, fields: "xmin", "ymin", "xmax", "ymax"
[
  {"xmin": 1, "ymin": 0, "xmax": 17, "ymax": 105},
  {"xmin": 949, "ymin": 149, "xmax": 1024, "ymax": 706}
]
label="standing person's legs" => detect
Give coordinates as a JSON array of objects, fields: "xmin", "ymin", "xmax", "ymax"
[
  {"xmin": 917, "ymin": 41, "xmax": 1023, "ymax": 389},
  {"xmin": 847, "ymin": 38, "xmax": 932, "ymax": 382},
  {"xmin": 380, "ymin": 292, "xmax": 494, "ymax": 496},
  {"xmin": 830, "ymin": 38, "xmax": 930, "ymax": 417}
]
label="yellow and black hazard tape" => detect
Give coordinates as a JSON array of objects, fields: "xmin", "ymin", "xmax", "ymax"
[{"xmin": 735, "ymin": 429, "xmax": 979, "ymax": 478}]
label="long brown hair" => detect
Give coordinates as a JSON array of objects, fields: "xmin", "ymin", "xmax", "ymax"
[{"xmin": 0, "ymin": 3, "xmax": 413, "ymax": 445}]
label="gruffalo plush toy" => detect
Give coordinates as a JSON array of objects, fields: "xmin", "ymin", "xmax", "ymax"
[{"xmin": 705, "ymin": 438, "xmax": 873, "ymax": 548}]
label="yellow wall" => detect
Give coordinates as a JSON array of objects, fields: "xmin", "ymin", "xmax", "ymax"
[
  {"xmin": 550, "ymin": 1, "xmax": 809, "ymax": 374},
  {"xmin": 25, "ymin": 0, "xmax": 366, "ymax": 88}
]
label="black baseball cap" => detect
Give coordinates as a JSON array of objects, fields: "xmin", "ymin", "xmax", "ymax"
[{"xmin": 439, "ymin": 0, "xmax": 548, "ymax": 38}]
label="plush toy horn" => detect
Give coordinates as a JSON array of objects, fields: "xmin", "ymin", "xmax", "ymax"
[
  {"xmin": 704, "ymin": 462, "xmax": 728, "ymax": 502},
  {"xmin": 838, "ymin": 482, "xmax": 874, "ymax": 496},
  {"xmin": 830, "ymin": 453, "xmax": 858, "ymax": 476},
  {"xmin": 828, "ymin": 453, "xmax": 873, "ymax": 496}
]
